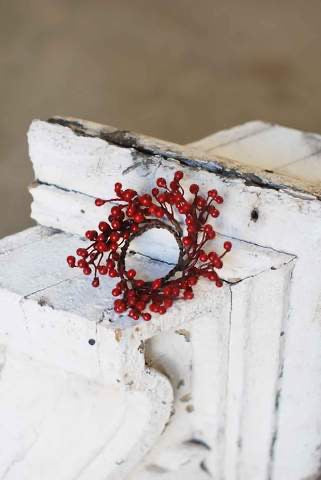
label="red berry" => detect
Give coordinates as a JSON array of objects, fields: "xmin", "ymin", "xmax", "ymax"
[
  {"xmin": 134, "ymin": 212, "xmax": 145, "ymax": 223},
  {"xmin": 127, "ymin": 205, "xmax": 136, "ymax": 217},
  {"xmin": 85, "ymin": 230, "xmax": 97, "ymax": 240},
  {"xmin": 143, "ymin": 313, "xmax": 152, "ymax": 321},
  {"xmin": 171, "ymin": 287, "xmax": 180, "ymax": 297},
  {"xmin": 189, "ymin": 184, "xmax": 199, "ymax": 194},
  {"xmin": 182, "ymin": 236, "xmax": 192, "ymax": 247},
  {"xmin": 224, "ymin": 241, "xmax": 232, "ymax": 251},
  {"xmin": 208, "ymin": 272, "xmax": 218, "ymax": 281},
  {"xmin": 83, "ymin": 266, "xmax": 92, "ymax": 275},
  {"xmin": 127, "ymin": 269, "xmax": 136, "ymax": 279},
  {"xmin": 114, "ymin": 299, "xmax": 126, "ymax": 313},
  {"xmin": 206, "ymin": 230, "xmax": 216, "ymax": 240},
  {"xmin": 123, "ymin": 189, "xmax": 137, "ymax": 202},
  {"xmin": 216, "ymin": 279, "xmax": 223, "ymax": 288},
  {"xmin": 130, "ymin": 224, "xmax": 139, "ymax": 233},
  {"xmin": 129, "ymin": 310, "xmax": 140, "ymax": 321},
  {"xmin": 110, "ymin": 232, "xmax": 120, "ymax": 242},
  {"xmin": 152, "ymin": 279, "xmax": 162, "ymax": 290},
  {"xmin": 174, "ymin": 171, "xmax": 184, "ymax": 181},
  {"xmin": 158, "ymin": 193, "xmax": 166, "ymax": 203},
  {"xmin": 148, "ymin": 204, "xmax": 157, "ymax": 215},
  {"xmin": 111, "ymin": 219, "xmax": 121, "ymax": 230},
  {"xmin": 210, "ymin": 207, "xmax": 220, "ymax": 218},
  {"xmin": 92, "ymin": 277, "xmax": 100, "ymax": 288},
  {"xmin": 213, "ymin": 258, "xmax": 223, "ymax": 269},
  {"xmin": 208, "ymin": 189, "xmax": 217, "ymax": 199},
  {"xmin": 168, "ymin": 193, "xmax": 175, "ymax": 204},
  {"xmin": 196, "ymin": 196, "xmax": 206, "ymax": 209},
  {"xmin": 170, "ymin": 181, "xmax": 179, "ymax": 192},
  {"xmin": 111, "ymin": 206, "xmax": 121, "ymax": 217},
  {"xmin": 114, "ymin": 182, "xmax": 122, "ymax": 194},
  {"xmin": 95, "ymin": 198, "xmax": 106, "ymax": 206},
  {"xmin": 107, "ymin": 259, "xmax": 115, "ymax": 269},
  {"xmin": 112, "ymin": 287, "xmax": 121, "ymax": 296},
  {"xmin": 77, "ymin": 259, "xmax": 88, "ymax": 268},
  {"xmin": 199, "ymin": 252, "xmax": 208, "ymax": 262},
  {"xmin": 99, "ymin": 221, "xmax": 110, "ymax": 232},
  {"xmin": 187, "ymin": 225, "xmax": 197, "ymax": 234},
  {"xmin": 133, "ymin": 301, "xmax": 143, "ymax": 312},
  {"xmin": 67, "ymin": 256, "xmax": 76, "ymax": 267},
  {"xmin": 155, "ymin": 207, "xmax": 164, "ymax": 218},
  {"xmin": 97, "ymin": 233, "xmax": 106, "ymax": 241},
  {"xmin": 156, "ymin": 177, "xmax": 167, "ymax": 188},
  {"xmin": 152, "ymin": 188, "xmax": 159, "ymax": 197},
  {"xmin": 216, "ymin": 195, "xmax": 224, "ymax": 204},
  {"xmin": 139, "ymin": 194, "xmax": 152, "ymax": 207},
  {"xmin": 184, "ymin": 289, "xmax": 194, "ymax": 300},
  {"xmin": 208, "ymin": 251, "xmax": 217, "ymax": 261},
  {"xmin": 158, "ymin": 305, "xmax": 166, "ymax": 315},
  {"xmin": 164, "ymin": 298, "xmax": 173, "ymax": 308},
  {"xmin": 76, "ymin": 248, "xmax": 88, "ymax": 258},
  {"xmin": 96, "ymin": 241, "xmax": 108, "ymax": 252},
  {"xmin": 110, "ymin": 242, "xmax": 118, "ymax": 251},
  {"xmin": 180, "ymin": 203, "xmax": 191, "ymax": 214},
  {"xmin": 162, "ymin": 286, "xmax": 172, "ymax": 296},
  {"xmin": 187, "ymin": 276, "xmax": 198, "ymax": 286},
  {"xmin": 150, "ymin": 303, "xmax": 159, "ymax": 312},
  {"xmin": 109, "ymin": 269, "xmax": 118, "ymax": 278},
  {"xmin": 98, "ymin": 265, "xmax": 108, "ymax": 275}
]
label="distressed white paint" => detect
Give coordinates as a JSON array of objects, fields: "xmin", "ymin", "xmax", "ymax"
[
  {"xmin": 0, "ymin": 227, "xmax": 174, "ymax": 480},
  {"xmin": 26, "ymin": 118, "xmax": 321, "ymax": 480},
  {"xmin": 0, "ymin": 117, "xmax": 319, "ymax": 479},
  {"xmin": 188, "ymin": 120, "xmax": 321, "ymax": 185},
  {"xmin": 0, "ymin": 227, "xmax": 293, "ymax": 479}
]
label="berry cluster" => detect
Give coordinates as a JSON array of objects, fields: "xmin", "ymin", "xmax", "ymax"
[{"xmin": 67, "ymin": 170, "xmax": 232, "ymax": 321}]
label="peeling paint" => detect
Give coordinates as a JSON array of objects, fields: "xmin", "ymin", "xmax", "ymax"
[
  {"xmin": 175, "ymin": 329, "xmax": 191, "ymax": 342},
  {"xmin": 114, "ymin": 328, "xmax": 122, "ymax": 343}
]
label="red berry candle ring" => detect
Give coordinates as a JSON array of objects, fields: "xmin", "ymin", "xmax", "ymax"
[{"xmin": 67, "ymin": 170, "xmax": 232, "ymax": 321}]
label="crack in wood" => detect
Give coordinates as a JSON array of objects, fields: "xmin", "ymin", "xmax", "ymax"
[{"xmin": 47, "ymin": 117, "xmax": 321, "ymax": 201}]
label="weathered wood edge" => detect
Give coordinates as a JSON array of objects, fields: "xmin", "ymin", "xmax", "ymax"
[{"xmin": 48, "ymin": 116, "xmax": 321, "ymax": 201}]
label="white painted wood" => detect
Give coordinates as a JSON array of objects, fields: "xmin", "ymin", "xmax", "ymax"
[
  {"xmin": 129, "ymin": 254, "xmax": 296, "ymax": 480},
  {"xmin": 188, "ymin": 121, "xmax": 321, "ymax": 185},
  {"xmin": 0, "ymin": 225, "xmax": 293, "ymax": 479},
  {"xmin": 1, "ymin": 116, "xmax": 317, "ymax": 479},
  {"xmin": 225, "ymin": 263, "xmax": 293, "ymax": 480},
  {"xmin": 279, "ymin": 153, "xmax": 321, "ymax": 184},
  {"xmin": 0, "ymin": 227, "xmax": 175, "ymax": 480}
]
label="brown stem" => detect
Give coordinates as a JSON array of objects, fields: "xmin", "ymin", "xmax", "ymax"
[{"xmin": 118, "ymin": 219, "xmax": 186, "ymax": 288}]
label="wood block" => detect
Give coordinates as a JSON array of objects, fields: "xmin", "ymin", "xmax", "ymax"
[
  {"xmin": 11, "ymin": 116, "xmax": 321, "ymax": 479},
  {"xmin": 0, "ymin": 224, "xmax": 295, "ymax": 479}
]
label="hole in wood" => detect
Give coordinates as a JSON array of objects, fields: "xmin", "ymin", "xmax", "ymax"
[{"xmin": 251, "ymin": 208, "xmax": 259, "ymax": 222}]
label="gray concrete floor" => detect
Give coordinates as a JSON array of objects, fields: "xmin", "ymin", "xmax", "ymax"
[{"xmin": 1, "ymin": 0, "xmax": 320, "ymax": 238}]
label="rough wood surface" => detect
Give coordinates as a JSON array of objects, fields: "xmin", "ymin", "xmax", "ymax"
[
  {"xmin": 42, "ymin": 116, "xmax": 321, "ymax": 198},
  {"xmin": 0, "ymin": 226, "xmax": 294, "ymax": 479},
  {"xmin": 25, "ymin": 117, "xmax": 321, "ymax": 480},
  {"xmin": 0, "ymin": 116, "xmax": 316, "ymax": 479},
  {"xmin": 188, "ymin": 120, "xmax": 321, "ymax": 186}
]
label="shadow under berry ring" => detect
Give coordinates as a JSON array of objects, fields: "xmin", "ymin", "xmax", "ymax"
[{"xmin": 67, "ymin": 170, "xmax": 232, "ymax": 321}]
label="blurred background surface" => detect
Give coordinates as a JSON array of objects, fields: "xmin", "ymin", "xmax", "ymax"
[{"xmin": 0, "ymin": 0, "xmax": 320, "ymax": 237}]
